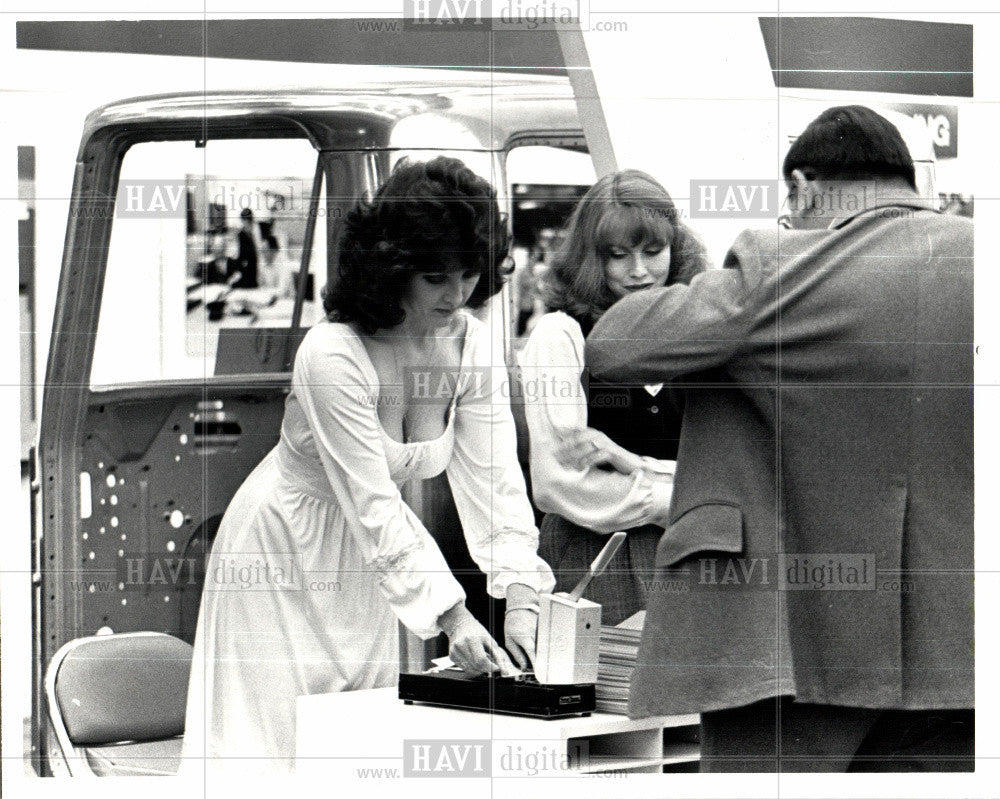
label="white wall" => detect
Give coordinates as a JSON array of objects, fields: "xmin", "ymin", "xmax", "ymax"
[{"xmin": 581, "ymin": 13, "xmax": 979, "ymax": 264}]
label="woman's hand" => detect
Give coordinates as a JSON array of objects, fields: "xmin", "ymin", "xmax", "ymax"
[
  {"xmin": 504, "ymin": 610, "xmax": 538, "ymax": 671},
  {"xmin": 438, "ymin": 603, "xmax": 519, "ymax": 676},
  {"xmin": 556, "ymin": 428, "xmax": 645, "ymax": 475},
  {"xmin": 504, "ymin": 582, "xmax": 541, "ymax": 670}
]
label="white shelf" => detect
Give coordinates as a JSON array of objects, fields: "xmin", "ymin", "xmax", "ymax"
[
  {"xmin": 578, "ymin": 756, "xmax": 666, "ymax": 774},
  {"xmin": 494, "ymin": 707, "xmax": 699, "ymax": 739},
  {"xmin": 576, "ymin": 742, "xmax": 701, "ymax": 774},
  {"xmin": 296, "ymin": 686, "xmax": 701, "ymax": 787}
]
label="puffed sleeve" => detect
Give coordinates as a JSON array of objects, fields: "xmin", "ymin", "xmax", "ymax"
[
  {"xmin": 445, "ymin": 317, "xmax": 556, "ymax": 598},
  {"xmin": 291, "ymin": 325, "xmax": 466, "ymax": 639},
  {"xmin": 519, "ymin": 312, "xmax": 674, "ymax": 533}
]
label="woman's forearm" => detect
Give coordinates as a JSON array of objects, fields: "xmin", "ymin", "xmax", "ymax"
[
  {"xmin": 506, "ymin": 582, "xmax": 541, "ymax": 608},
  {"xmin": 437, "ymin": 601, "xmax": 472, "ymax": 638}
]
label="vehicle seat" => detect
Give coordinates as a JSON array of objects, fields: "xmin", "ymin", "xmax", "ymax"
[{"xmin": 45, "ymin": 631, "xmax": 193, "ymax": 776}]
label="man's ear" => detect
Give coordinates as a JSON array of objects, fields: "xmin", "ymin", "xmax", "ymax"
[{"xmin": 790, "ymin": 168, "xmax": 813, "ymax": 212}]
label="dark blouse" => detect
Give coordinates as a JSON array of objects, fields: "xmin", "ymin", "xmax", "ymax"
[{"xmin": 573, "ymin": 312, "xmax": 684, "ymax": 462}]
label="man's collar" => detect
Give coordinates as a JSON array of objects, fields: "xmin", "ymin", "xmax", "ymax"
[{"xmin": 828, "ymin": 187, "xmax": 937, "ymax": 230}]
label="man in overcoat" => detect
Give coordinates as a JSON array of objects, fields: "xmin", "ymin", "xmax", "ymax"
[{"xmin": 585, "ymin": 106, "xmax": 973, "ymax": 771}]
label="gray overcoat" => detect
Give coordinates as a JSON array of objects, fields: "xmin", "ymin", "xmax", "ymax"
[{"xmin": 586, "ymin": 203, "xmax": 974, "ymax": 715}]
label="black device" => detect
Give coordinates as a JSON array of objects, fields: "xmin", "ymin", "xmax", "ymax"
[{"xmin": 398, "ymin": 669, "xmax": 595, "ymax": 719}]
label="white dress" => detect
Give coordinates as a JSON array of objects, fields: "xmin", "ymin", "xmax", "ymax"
[{"xmin": 181, "ymin": 314, "xmax": 555, "ymax": 774}]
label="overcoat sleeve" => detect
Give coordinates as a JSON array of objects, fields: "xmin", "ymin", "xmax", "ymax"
[{"xmin": 586, "ymin": 230, "xmax": 767, "ymax": 381}]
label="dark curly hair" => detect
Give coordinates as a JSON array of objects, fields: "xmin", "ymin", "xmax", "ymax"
[
  {"xmin": 323, "ymin": 156, "xmax": 511, "ymax": 334},
  {"xmin": 542, "ymin": 169, "xmax": 710, "ymax": 328}
]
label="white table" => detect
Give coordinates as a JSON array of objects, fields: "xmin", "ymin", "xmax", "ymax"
[{"xmin": 296, "ymin": 686, "xmax": 699, "ymax": 795}]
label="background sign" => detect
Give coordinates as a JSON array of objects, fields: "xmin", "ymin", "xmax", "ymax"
[{"xmin": 886, "ymin": 103, "xmax": 959, "ymax": 158}]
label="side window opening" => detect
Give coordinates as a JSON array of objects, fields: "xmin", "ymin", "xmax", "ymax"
[
  {"xmin": 91, "ymin": 138, "xmax": 326, "ymax": 387},
  {"xmin": 504, "ymin": 145, "xmax": 595, "ymax": 349}
]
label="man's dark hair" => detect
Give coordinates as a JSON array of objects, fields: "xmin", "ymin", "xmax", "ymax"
[
  {"xmin": 323, "ymin": 156, "xmax": 511, "ymax": 334},
  {"xmin": 783, "ymin": 105, "xmax": 916, "ymax": 190}
]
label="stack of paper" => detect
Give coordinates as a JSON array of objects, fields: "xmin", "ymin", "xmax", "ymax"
[{"xmin": 595, "ymin": 610, "xmax": 645, "ymax": 714}]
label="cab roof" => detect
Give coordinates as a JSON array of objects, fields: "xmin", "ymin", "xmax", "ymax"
[{"xmin": 79, "ymin": 77, "xmax": 582, "ymax": 156}]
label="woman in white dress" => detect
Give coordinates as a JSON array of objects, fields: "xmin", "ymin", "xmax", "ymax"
[{"xmin": 182, "ymin": 157, "xmax": 555, "ymax": 774}]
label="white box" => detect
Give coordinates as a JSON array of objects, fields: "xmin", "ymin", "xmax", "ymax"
[{"xmin": 534, "ymin": 592, "xmax": 601, "ymax": 685}]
